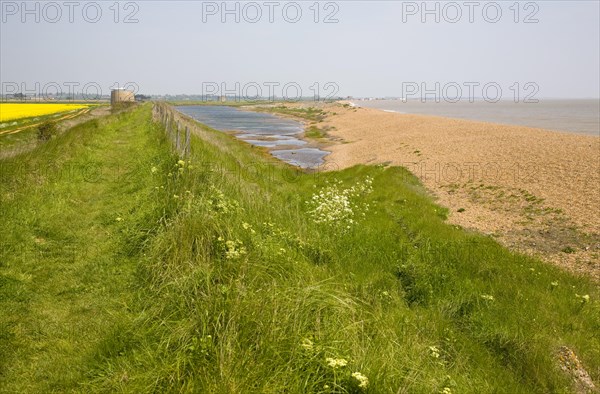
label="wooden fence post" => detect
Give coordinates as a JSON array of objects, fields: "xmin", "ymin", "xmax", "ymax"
[
  {"xmin": 176, "ymin": 121, "xmax": 181, "ymax": 153},
  {"xmin": 185, "ymin": 126, "xmax": 190, "ymax": 157}
]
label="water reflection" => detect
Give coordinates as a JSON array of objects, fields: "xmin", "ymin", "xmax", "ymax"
[{"xmin": 175, "ymin": 105, "xmax": 329, "ymax": 168}]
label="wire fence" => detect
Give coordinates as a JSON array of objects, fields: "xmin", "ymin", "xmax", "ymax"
[{"xmin": 153, "ymin": 103, "xmax": 190, "ymax": 157}]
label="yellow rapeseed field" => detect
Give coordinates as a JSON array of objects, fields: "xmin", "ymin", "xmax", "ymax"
[{"xmin": 0, "ymin": 103, "xmax": 88, "ymax": 122}]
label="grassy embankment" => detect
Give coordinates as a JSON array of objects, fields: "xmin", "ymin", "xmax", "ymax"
[{"xmin": 0, "ymin": 104, "xmax": 598, "ymax": 393}]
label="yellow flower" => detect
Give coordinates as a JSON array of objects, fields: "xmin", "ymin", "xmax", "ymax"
[{"xmin": 0, "ymin": 103, "xmax": 88, "ymax": 122}]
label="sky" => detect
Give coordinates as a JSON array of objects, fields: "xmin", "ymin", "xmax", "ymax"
[{"xmin": 1, "ymin": 0, "xmax": 599, "ymax": 99}]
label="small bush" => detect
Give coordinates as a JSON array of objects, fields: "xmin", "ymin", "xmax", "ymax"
[{"xmin": 37, "ymin": 121, "xmax": 57, "ymax": 141}]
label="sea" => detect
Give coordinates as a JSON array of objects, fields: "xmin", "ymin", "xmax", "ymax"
[{"xmin": 353, "ymin": 99, "xmax": 600, "ymax": 136}]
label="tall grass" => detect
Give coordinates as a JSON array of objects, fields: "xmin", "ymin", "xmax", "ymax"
[{"xmin": 1, "ymin": 104, "xmax": 598, "ymax": 393}]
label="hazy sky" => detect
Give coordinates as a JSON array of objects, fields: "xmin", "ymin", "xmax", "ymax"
[{"xmin": 1, "ymin": 1, "xmax": 599, "ymax": 98}]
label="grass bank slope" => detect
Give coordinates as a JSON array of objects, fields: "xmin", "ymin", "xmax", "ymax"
[{"xmin": 1, "ymin": 104, "xmax": 598, "ymax": 393}]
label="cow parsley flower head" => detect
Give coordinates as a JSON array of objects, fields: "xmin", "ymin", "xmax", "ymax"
[
  {"xmin": 576, "ymin": 294, "xmax": 590, "ymax": 303},
  {"xmin": 306, "ymin": 177, "xmax": 373, "ymax": 231},
  {"xmin": 325, "ymin": 357, "xmax": 347, "ymax": 368},
  {"xmin": 429, "ymin": 345, "xmax": 441, "ymax": 358},
  {"xmin": 300, "ymin": 338, "xmax": 314, "ymax": 352},
  {"xmin": 481, "ymin": 294, "xmax": 495, "ymax": 301},
  {"xmin": 352, "ymin": 372, "xmax": 369, "ymax": 388},
  {"xmin": 216, "ymin": 237, "xmax": 246, "ymax": 260}
]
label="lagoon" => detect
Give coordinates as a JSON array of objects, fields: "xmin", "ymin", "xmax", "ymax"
[{"xmin": 175, "ymin": 105, "xmax": 329, "ymax": 168}]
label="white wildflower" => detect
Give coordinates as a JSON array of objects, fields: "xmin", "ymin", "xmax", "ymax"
[
  {"xmin": 582, "ymin": 294, "xmax": 590, "ymax": 302},
  {"xmin": 325, "ymin": 357, "xmax": 348, "ymax": 368},
  {"xmin": 306, "ymin": 177, "xmax": 373, "ymax": 231},
  {"xmin": 351, "ymin": 371, "xmax": 369, "ymax": 388},
  {"xmin": 576, "ymin": 294, "xmax": 590, "ymax": 303},
  {"xmin": 208, "ymin": 186, "xmax": 238, "ymax": 214},
  {"xmin": 217, "ymin": 237, "xmax": 247, "ymax": 260},
  {"xmin": 300, "ymin": 338, "xmax": 314, "ymax": 352},
  {"xmin": 242, "ymin": 222, "xmax": 256, "ymax": 234},
  {"xmin": 224, "ymin": 240, "xmax": 246, "ymax": 260},
  {"xmin": 481, "ymin": 294, "xmax": 495, "ymax": 301},
  {"xmin": 429, "ymin": 345, "xmax": 440, "ymax": 358}
]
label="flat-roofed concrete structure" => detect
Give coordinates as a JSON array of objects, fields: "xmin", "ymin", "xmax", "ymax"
[{"xmin": 111, "ymin": 88, "xmax": 135, "ymax": 106}]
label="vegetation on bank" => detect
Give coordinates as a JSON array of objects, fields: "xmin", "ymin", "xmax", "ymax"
[
  {"xmin": 36, "ymin": 121, "xmax": 57, "ymax": 141},
  {"xmin": 0, "ymin": 104, "xmax": 598, "ymax": 393},
  {"xmin": 258, "ymin": 105, "xmax": 328, "ymax": 122}
]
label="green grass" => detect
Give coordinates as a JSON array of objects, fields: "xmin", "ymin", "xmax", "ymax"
[
  {"xmin": 257, "ymin": 105, "xmax": 328, "ymax": 122},
  {"xmin": 0, "ymin": 126, "xmax": 40, "ymax": 151},
  {"xmin": 0, "ymin": 106, "xmax": 173, "ymax": 391},
  {"xmin": 305, "ymin": 125, "xmax": 327, "ymax": 139},
  {"xmin": 1, "ymin": 104, "xmax": 598, "ymax": 393}
]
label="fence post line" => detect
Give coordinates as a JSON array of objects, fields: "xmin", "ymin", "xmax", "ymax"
[
  {"xmin": 185, "ymin": 126, "xmax": 190, "ymax": 157},
  {"xmin": 158, "ymin": 107, "xmax": 188, "ymax": 156},
  {"xmin": 168, "ymin": 115, "xmax": 171, "ymax": 139},
  {"xmin": 176, "ymin": 120, "xmax": 181, "ymax": 153}
]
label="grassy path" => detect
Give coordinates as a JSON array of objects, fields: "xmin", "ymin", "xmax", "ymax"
[{"xmin": 0, "ymin": 106, "xmax": 169, "ymax": 392}]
